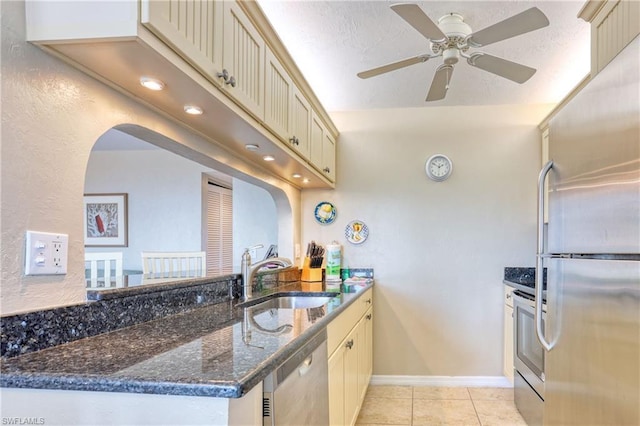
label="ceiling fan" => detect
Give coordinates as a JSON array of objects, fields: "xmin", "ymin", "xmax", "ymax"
[{"xmin": 357, "ymin": 3, "xmax": 550, "ymax": 101}]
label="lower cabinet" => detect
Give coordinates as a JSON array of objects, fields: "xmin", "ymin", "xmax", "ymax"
[
  {"xmin": 503, "ymin": 285, "xmax": 514, "ymax": 382},
  {"xmin": 359, "ymin": 309, "xmax": 373, "ymax": 401},
  {"xmin": 327, "ymin": 289, "xmax": 373, "ymax": 426}
]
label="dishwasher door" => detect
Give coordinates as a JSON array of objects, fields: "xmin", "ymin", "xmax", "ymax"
[{"xmin": 263, "ymin": 330, "xmax": 329, "ymax": 426}]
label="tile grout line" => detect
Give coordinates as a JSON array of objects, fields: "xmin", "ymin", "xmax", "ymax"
[
  {"xmin": 410, "ymin": 385, "xmax": 415, "ymax": 426},
  {"xmin": 467, "ymin": 387, "xmax": 483, "ymax": 426}
]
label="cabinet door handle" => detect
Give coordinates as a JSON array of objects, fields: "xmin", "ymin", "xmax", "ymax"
[
  {"xmin": 506, "ymin": 293, "xmax": 512, "ymax": 300},
  {"xmin": 365, "ymin": 298, "xmax": 372, "ymax": 304},
  {"xmin": 217, "ymin": 69, "xmax": 230, "ymax": 82},
  {"xmin": 323, "ymin": 167, "xmax": 330, "ymax": 173},
  {"xmin": 345, "ymin": 339, "xmax": 354, "ymax": 349},
  {"xmin": 217, "ymin": 69, "xmax": 236, "ymax": 87},
  {"xmin": 366, "ymin": 314, "xmax": 372, "ymax": 320},
  {"xmin": 289, "ymin": 136, "xmax": 299, "ymax": 146}
]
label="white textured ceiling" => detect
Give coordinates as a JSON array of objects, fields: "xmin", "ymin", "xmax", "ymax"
[{"xmin": 257, "ymin": 1, "xmax": 591, "ymax": 111}]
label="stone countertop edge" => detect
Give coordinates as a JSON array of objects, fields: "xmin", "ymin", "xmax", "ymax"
[
  {"xmin": 86, "ymin": 274, "xmax": 237, "ymax": 301},
  {"xmin": 1, "ymin": 283, "xmax": 374, "ymax": 399}
]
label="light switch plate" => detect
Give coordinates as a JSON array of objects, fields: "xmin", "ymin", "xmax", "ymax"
[{"xmin": 25, "ymin": 231, "xmax": 68, "ymax": 275}]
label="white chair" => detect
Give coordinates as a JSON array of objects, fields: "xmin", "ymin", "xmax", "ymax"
[
  {"xmin": 141, "ymin": 251, "xmax": 206, "ymax": 278},
  {"xmin": 85, "ymin": 252, "xmax": 123, "ymax": 288}
]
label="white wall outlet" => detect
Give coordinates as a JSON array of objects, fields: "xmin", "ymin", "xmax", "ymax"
[
  {"xmin": 25, "ymin": 231, "xmax": 69, "ymax": 275},
  {"xmin": 295, "ymin": 243, "xmax": 301, "ymax": 259}
]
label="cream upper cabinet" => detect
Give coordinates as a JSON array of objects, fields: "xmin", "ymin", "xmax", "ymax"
[
  {"xmin": 310, "ymin": 111, "xmax": 336, "ymax": 182},
  {"xmin": 142, "ymin": 0, "xmax": 265, "ymax": 119},
  {"xmin": 290, "ymin": 87, "xmax": 311, "ymax": 158},
  {"xmin": 28, "ymin": 0, "xmax": 338, "ymax": 188},
  {"xmin": 265, "ymin": 48, "xmax": 311, "ymax": 158},
  {"xmin": 141, "ymin": 0, "xmax": 224, "ymax": 85},
  {"xmin": 221, "ymin": 1, "xmax": 265, "ymax": 120},
  {"xmin": 264, "ymin": 47, "xmax": 293, "ymax": 142},
  {"xmin": 322, "ymin": 131, "xmax": 336, "ymax": 182},
  {"xmin": 579, "ymin": 0, "xmax": 640, "ymax": 75},
  {"xmin": 310, "ymin": 112, "xmax": 324, "ymax": 167}
]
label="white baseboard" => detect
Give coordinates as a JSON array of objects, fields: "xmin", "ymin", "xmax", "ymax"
[{"xmin": 370, "ymin": 375, "xmax": 513, "ymax": 388}]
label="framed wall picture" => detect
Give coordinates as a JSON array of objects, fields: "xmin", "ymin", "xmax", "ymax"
[{"xmin": 83, "ymin": 193, "xmax": 128, "ymax": 247}]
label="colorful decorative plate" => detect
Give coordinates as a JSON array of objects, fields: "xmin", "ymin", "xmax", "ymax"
[
  {"xmin": 345, "ymin": 220, "xmax": 369, "ymax": 244},
  {"xmin": 314, "ymin": 201, "xmax": 337, "ymax": 225}
]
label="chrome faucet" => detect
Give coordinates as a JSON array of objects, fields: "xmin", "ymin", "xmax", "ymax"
[{"xmin": 240, "ymin": 248, "xmax": 293, "ymax": 302}]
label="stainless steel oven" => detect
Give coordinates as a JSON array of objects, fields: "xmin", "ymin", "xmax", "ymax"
[{"xmin": 513, "ymin": 290, "xmax": 545, "ymax": 426}]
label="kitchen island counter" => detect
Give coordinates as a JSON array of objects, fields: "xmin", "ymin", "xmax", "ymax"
[{"xmin": 1, "ymin": 283, "xmax": 373, "ymax": 399}]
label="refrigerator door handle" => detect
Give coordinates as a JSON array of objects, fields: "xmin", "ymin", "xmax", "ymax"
[{"xmin": 536, "ymin": 160, "xmax": 555, "ymax": 351}]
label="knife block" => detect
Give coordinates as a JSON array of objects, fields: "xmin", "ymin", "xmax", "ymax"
[{"xmin": 301, "ymin": 257, "xmax": 323, "ymax": 282}]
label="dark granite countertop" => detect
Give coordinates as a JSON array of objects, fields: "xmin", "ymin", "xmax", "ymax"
[
  {"xmin": 503, "ymin": 267, "xmax": 546, "ymax": 296},
  {"xmin": 86, "ymin": 273, "xmax": 236, "ymax": 301},
  {"xmin": 1, "ymin": 282, "xmax": 373, "ymax": 399}
]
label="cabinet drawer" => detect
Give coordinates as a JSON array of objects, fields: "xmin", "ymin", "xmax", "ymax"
[{"xmin": 327, "ymin": 288, "xmax": 372, "ymax": 356}]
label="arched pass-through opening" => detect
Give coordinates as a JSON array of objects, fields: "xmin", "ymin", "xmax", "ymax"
[{"xmin": 83, "ymin": 124, "xmax": 294, "ymax": 281}]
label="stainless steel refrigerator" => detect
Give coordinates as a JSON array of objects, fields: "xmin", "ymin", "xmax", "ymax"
[{"xmin": 536, "ymin": 36, "xmax": 639, "ymax": 425}]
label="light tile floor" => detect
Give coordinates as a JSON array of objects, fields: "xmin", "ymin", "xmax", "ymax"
[{"xmin": 356, "ymin": 386, "xmax": 527, "ymax": 426}]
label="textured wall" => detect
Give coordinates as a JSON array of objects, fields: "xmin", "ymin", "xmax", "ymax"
[
  {"xmin": 302, "ymin": 105, "xmax": 552, "ymax": 377},
  {"xmin": 232, "ymin": 178, "xmax": 278, "ymax": 267},
  {"xmin": 0, "ymin": 1, "xmax": 298, "ymax": 315}
]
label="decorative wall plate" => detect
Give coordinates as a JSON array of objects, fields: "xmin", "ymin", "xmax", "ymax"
[
  {"xmin": 345, "ymin": 220, "xmax": 369, "ymax": 244},
  {"xmin": 314, "ymin": 201, "xmax": 337, "ymax": 225}
]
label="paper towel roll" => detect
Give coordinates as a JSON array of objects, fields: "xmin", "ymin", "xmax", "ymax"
[{"xmin": 325, "ymin": 242, "xmax": 341, "ymax": 279}]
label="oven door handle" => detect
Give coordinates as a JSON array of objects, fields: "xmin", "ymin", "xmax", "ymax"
[{"xmin": 536, "ymin": 160, "xmax": 554, "ymax": 352}]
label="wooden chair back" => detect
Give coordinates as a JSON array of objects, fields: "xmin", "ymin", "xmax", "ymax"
[{"xmin": 85, "ymin": 252, "xmax": 124, "ymax": 288}]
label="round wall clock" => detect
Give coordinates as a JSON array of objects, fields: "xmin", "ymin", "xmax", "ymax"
[{"xmin": 425, "ymin": 154, "xmax": 453, "ymax": 182}]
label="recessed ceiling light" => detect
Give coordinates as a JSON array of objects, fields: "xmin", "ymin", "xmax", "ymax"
[
  {"xmin": 184, "ymin": 105, "xmax": 203, "ymax": 115},
  {"xmin": 263, "ymin": 155, "xmax": 275, "ymax": 162},
  {"xmin": 292, "ymin": 173, "xmax": 302, "ymax": 179},
  {"xmin": 140, "ymin": 77, "xmax": 165, "ymax": 91},
  {"xmin": 245, "ymin": 144, "xmax": 260, "ymax": 151},
  {"xmin": 303, "ymin": 178, "xmax": 310, "ymax": 183}
]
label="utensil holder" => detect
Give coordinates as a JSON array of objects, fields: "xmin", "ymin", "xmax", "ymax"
[{"xmin": 301, "ymin": 257, "xmax": 323, "ymax": 282}]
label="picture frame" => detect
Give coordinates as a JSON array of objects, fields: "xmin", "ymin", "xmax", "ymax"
[{"xmin": 83, "ymin": 193, "xmax": 128, "ymax": 247}]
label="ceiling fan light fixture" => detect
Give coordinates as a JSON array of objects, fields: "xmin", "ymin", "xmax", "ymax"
[{"xmin": 443, "ymin": 48, "xmax": 460, "ymax": 65}]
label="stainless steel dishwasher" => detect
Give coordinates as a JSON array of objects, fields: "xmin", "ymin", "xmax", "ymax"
[{"xmin": 263, "ymin": 329, "xmax": 329, "ymax": 426}]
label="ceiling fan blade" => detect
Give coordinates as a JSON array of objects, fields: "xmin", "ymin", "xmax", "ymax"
[
  {"xmin": 357, "ymin": 55, "xmax": 429, "ymax": 79},
  {"xmin": 467, "ymin": 7, "xmax": 549, "ymax": 47},
  {"xmin": 426, "ymin": 64, "xmax": 454, "ymax": 101},
  {"xmin": 467, "ymin": 53, "xmax": 536, "ymax": 83},
  {"xmin": 391, "ymin": 3, "xmax": 447, "ymax": 42}
]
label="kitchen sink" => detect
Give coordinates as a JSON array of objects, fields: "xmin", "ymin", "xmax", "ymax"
[{"xmin": 238, "ymin": 292, "xmax": 338, "ymax": 310}]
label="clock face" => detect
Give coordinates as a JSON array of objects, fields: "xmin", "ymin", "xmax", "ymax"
[{"xmin": 425, "ymin": 155, "xmax": 452, "ymax": 181}]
